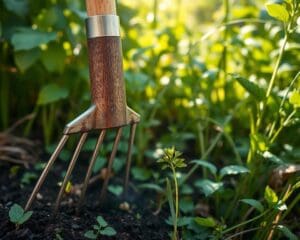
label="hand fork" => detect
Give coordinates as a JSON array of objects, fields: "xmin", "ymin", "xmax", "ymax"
[{"xmin": 25, "ymin": 0, "xmax": 140, "ymax": 213}]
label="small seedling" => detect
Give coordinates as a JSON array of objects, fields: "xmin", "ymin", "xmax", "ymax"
[
  {"xmin": 9, "ymin": 203, "xmax": 33, "ymax": 229},
  {"xmin": 84, "ymin": 216, "xmax": 116, "ymax": 239},
  {"xmin": 157, "ymin": 147, "xmax": 186, "ymax": 240}
]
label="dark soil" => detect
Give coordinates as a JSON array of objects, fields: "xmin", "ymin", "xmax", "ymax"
[{"xmin": 0, "ymin": 158, "xmax": 169, "ymax": 240}]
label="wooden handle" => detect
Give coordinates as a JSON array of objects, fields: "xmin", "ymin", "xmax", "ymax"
[
  {"xmin": 85, "ymin": 0, "xmax": 116, "ymax": 16},
  {"xmin": 88, "ymin": 37, "xmax": 127, "ymax": 126}
]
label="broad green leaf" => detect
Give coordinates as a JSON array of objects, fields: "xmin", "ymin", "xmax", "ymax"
[
  {"xmin": 194, "ymin": 217, "xmax": 217, "ymax": 228},
  {"xmin": 18, "ymin": 211, "xmax": 33, "ymax": 224},
  {"xmin": 194, "ymin": 179, "xmax": 223, "ymax": 197},
  {"xmin": 11, "ymin": 28, "xmax": 56, "ymax": 51},
  {"xmin": 231, "ymin": 74, "xmax": 265, "ymax": 101},
  {"xmin": 108, "ymin": 185, "xmax": 123, "ymax": 197},
  {"xmin": 277, "ymin": 225, "xmax": 298, "ymax": 240},
  {"xmin": 3, "ymin": 0, "xmax": 28, "ymax": 17},
  {"xmin": 264, "ymin": 186, "xmax": 278, "ymax": 206},
  {"xmin": 289, "ymin": 90, "xmax": 300, "ymax": 108},
  {"xmin": 265, "ymin": 3, "xmax": 289, "ymax": 22},
  {"xmin": 37, "ymin": 84, "xmax": 69, "ymax": 105},
  {"xmin": 131, "ymin": 167, "xmax": 152, "ymax": 181},
  {"xmin": 14, "ymin": 48, "xmax": 41, "ymax": 72},
  {"xmin": 84, "ymin": 230, "xmax": 97, "ymax": 239},
  {"xmin": 100, "ymin": 227, "xmax": 117, "ymax": 236},
  {"xmin": 166, "ymin": 178, "xmax": 176, "ymax": 226},
  {"xmin": 220, "ymin": 165, "xmax": 249, "ymax": 179},
  {"xmin": 96, "ymin": 216, "xmax": 108, "ymax": 227},
  {"xmin": 9, "ymin": 204, "xmax": 24, "ymax": 223},
  {"xmin": 191, "ymin": 159, "xmax": 217, "ymax": 175},
  {"xmin": 41, "ymin": 43, "xmax": 66, "ymax": 73},
  {"xmin": 240, "ymin": 199, "xmax": 264, "ymax": 213}
]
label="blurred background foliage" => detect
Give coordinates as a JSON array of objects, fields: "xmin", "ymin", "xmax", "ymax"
[
  {"xmin": 0, "ymin": 0, "xmax": 300, "ymax": 238},
  {"xmin": 1, "ymin": 0, "xmax": 299, "ymax": 161}
]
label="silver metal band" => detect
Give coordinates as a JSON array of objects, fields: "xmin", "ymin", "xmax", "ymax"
[{"xmin": 86, "ymin": 15, "xmax": 120, "ymax": 38}]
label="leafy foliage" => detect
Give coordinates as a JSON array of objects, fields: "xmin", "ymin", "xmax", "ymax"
[
  {"xmin": 157, "ymin": 147, "xmax": 187, "ymax": 170},
  {"xmin": 1, "ymin": 0, "xmax": 300, "ymax": 239},
  {"xmin": 84, "ymin": 216, "xmax": 116, "ymax": 239}
]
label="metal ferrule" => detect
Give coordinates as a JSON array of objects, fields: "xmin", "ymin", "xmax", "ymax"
[{"xmin": 86, "ymin": 15, "xmax": 120, "ymax": 38}]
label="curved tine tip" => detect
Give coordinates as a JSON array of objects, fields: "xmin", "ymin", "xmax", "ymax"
[
  {"xmin": 25, "ymin": 135, "xmax": 69, "ymax": 211},
  {"xmin": 124, "ymin": 123, "xmax": 137, "ymax": 195},
  {"xmin": 99, "ymin": 128, "xmax": 123, "ymax": 201},
  {"xmin": 54, "ymin": 133, "xmax": 88, "ymax": 213},
  {"xmin": 78, "ymin": 130, "xmax": 106, "ymax": 209}
]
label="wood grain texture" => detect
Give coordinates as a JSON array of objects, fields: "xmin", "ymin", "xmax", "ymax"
[
  {"xmin": 85, "ymin": 0, "xmax": 116, "ymax": 16},
  {"xmin": 88, "ymin": 36, "xmax": 127, "ymax": 128}
]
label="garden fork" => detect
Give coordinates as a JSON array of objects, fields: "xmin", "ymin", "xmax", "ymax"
[{"xmin": 25, "ymin": 0, "xmax": 140, "ymax": 213}]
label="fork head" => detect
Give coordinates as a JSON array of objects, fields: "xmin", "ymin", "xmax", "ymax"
[{"xmin": 25, "ymin": 0, "xmax": 140, "ymax": 213}]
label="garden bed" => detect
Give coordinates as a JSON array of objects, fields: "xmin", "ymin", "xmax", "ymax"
[{"xmin": 0, "ymin": 161, "xmax": 169, "ymax": 240}]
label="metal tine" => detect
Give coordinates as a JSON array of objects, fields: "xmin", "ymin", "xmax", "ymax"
[
  {"xmin": 54, "ymin": 132, "xmax": 88, "ymax": 214},
  {"xmin": 77, "ymin": 130, "xmax": 106, "ymax": 210},
  {"xmin": 25, "ymin": 135, "xmax": 69, "ymax": 211},
  {"xmin": 99, "ymin": 127, "xmax": 123, "ymax": 201},
  {"xmin": 124, "ymin": 123, "xmax": 137, "ymax": 196}
]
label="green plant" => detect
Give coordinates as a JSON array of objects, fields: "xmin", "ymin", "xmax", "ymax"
[
  {"xmin": 84, "ymin": 216, "xmax": 116, "ymax": 239},
  {"xmin": 157, "ymin": 147, "xmax": 187, "ymax": 240},
  {"xmin": 8, "ymin": 204, "xmax": 33, "ymax": 229}
]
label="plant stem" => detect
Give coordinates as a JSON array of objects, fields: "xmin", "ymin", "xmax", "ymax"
[
  {"xmin": 270, "ymin": 109, "xmax": 297, "ymax": 144},
  {"xmin": 224, "ymin": 227, "xmax": 261, "ymax": 240},
  {"xmin": 256, "ymin": 29, "xmax": 289, "ymax": 129},
  {"xmin": 281, "ymin": 193, "xmax": 300, "ymax": 221},
  {"xmin": 181, "ymin": 101, "xmax": 245, "ymax": 184},
  {"xmin": 222, "ymin": 210, "xmax": 269, "ymax": 235},
  {"xmin": 268, "ymin": 71, "xmax": 300, "ymax": 138},
  {"xmin": 152, "ymin": 0, "xmax": 158, "ymax": 29},
  {"xmin": 171, "ymin": 165, "xmax": 178, "ymax": 240}
]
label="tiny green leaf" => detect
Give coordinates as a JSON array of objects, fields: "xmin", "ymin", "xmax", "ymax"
[
  {"xmin": 262, "ymin": 151, "xmax": 285, "ymax": 165},
  {"xmin": 220, "ymin": 165, "xmax": 250, "ymax": 179},
  {"xmin": 277, "ymin": 225, "xmax": 298, "ymax": 240},
  {"xmin": 194, "ymin": 217, "xmax": 217, "ymax": 228},
  {"xmin": 93, "ymin": 225, "xmax": 100, "ymax": 230},
  {"xmin": 137, "ymin": 183, "xmax": 164, "ymax": 193},
  {"xmin": 265, "ymin": 3, "xmax": 289, "ymax": 22},
  {"xmin": 264, "ymin": 186, "xmax": 278, "ymax": 206},
  {"xmin": 96, "ymin": 216, "xmax": 108, "ymax": 227},
  {"xmin": 18, "ymin": 211, "xmax": 33, "ymax": 224},
  {"xmin": 108, "ymin": 185, "xmax": 123, "ymax": 197},
  {"xmin": 84, "ymin": 230, "xmax": 97, "ymax": 239},
  {"xmin": 100, "ymin": 227, "xmax": 117, "ymax": 236},
  {"xmin": 9, "ymin": 204, "xmax": 24, "ymax": 223},
  {"xmin": 240, "ymin": 199, "xmax": 264, "ymax": 213},
  {"xmin": 166, "ymin": 178, "xmax": 176, "ymax": 225},
  {"xmin": 191, "ymin": 159, "xmax": 217, "ymax": 175}
]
